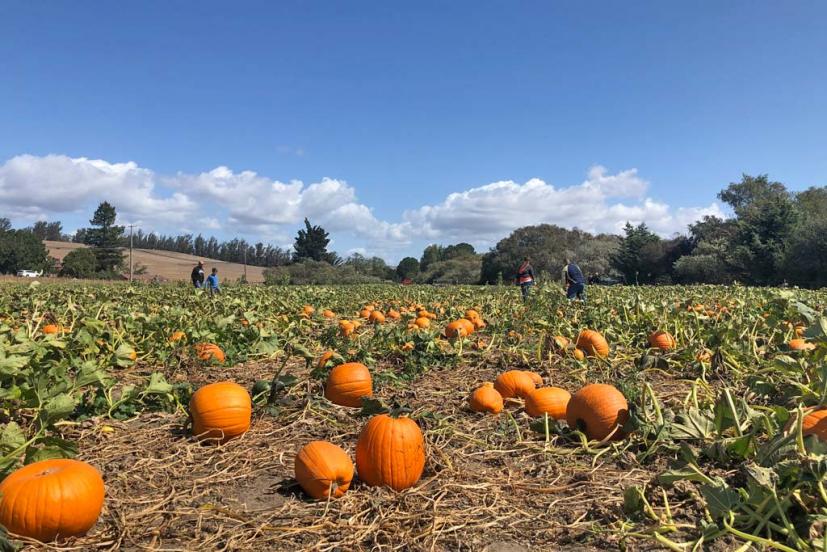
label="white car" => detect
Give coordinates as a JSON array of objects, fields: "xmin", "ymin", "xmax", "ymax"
[{"xmin": 16, "ymin": 270, "xmax": 43, "ymax": 278}]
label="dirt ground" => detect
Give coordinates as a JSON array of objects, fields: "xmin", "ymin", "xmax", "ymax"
[{"xmin": 8, "ymin": 351, "xmax": 718, "ymax": 552}]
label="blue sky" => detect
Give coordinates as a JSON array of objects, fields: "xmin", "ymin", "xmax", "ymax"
[{"xmin": 1, "ymin": 1, "xmax": 825, "ymax": 261}]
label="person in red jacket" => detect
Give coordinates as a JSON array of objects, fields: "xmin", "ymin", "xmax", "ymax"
[{"xmin": 515, "ymin": 257, "xmax": 535, "ymax": 301}]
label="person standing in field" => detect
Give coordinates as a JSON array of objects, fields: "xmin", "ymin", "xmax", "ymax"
[
  {"xmin": 206, "ymin": 267, "xmax": 221, "ymax": 295},
  {"xmin": 562, "ymin": 258, "xmax": 586, "ymax": 302},
  {"xmin": 191, "ymin": 261, "xmax": 205, "ymax": 288},
  {"xmin": 515, "ymin": 257, "xmax": 535, "ymax": 301}
]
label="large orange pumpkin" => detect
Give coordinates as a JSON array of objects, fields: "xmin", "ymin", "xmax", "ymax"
[
  {"xmin": 469, "ymin": 383, "xmax": 503, "ymax": 414},
  {"xmin": 387, "ymin": 309, "xmax": 401, "ymax": 320},
  {"xmin": 648, "ymin": 331, "xmax": 676, "ymax": 351},
  {"xmin": 325, "ymin": 362, "xmax": 372, "ymax": 407},
  {"xmin": 566, "ymin": 384, "xmax": 628, "ymax": 441},
  {"xmin": 355, "ymin": 414, "xmax": 425, "ymax": 491},
  {"xmin": 294, "ymin": 441, "xmax": 354, "ymax": 499},
  {"xmin": 369, "ymin": 311, "xmax": 386, "ymax": 324},
  {"xmin": 789, "ymin": 339, "xmax": 816, "ymax": 351},
  {"xmin": 803, "ymin": 409, "xmax": 827, "ymax": 441},
  {"xmin": 189, "ymin": 381, "xmax": 252, "ymax": 442},
  {"xmin": 575, "ymin": 330, "xmax": 609, "ymax": 357},
  {"xmin": 0, "ymin": 459, "xmax": 105, "ymax": 542},
  {"xmin": 195, "ymin": 343, "xmax": 225, "ymax": 363},
  {"xmin": 414, "ymin": 316, "xmax": 431, "ymax": 329},
  {"xmin": 445, "ymin": 319, "xmax": 473, "ymax": 338},
  {"xmin": 322, "ymin": 309, "xmax": 336, "ymax": 319},
  {"xmin": 525, "ymin": 387, "xmax": 571, "ymax": 419},
  {"xmin": 494, "ymin": 370, "xmax": 536, "ymax": 399}
]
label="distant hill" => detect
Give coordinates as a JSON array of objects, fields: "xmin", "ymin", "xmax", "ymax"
[{"xmin": 44, "ymin": 241, "xmax": 267, "ymax": 283}]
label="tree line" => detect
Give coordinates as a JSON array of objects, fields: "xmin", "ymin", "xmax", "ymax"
[{"xmin": 1, "ymin": 174, "xmax": 825, "ymax": 287}]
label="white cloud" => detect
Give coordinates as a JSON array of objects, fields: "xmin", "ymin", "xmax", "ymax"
[
  {"xmin": 0, "ymin": 154, "xmax": 196, "ymax": 229},
  {"xmin": 0, "ymin": 155, "xmax": 724, "ymax": 259},
  {"xmin": 404, "ymin": 166, "xmax": 723, "ymax": 246}
]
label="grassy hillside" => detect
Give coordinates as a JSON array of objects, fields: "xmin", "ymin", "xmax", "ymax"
[{"xmin": 44, "ymin": 241, "xmax": 267, "ymax": 283}]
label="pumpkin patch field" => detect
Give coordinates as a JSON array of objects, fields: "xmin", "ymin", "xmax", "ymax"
[{"xmin": 1, "ymin": 281, "xmax": 827, "ymax": 551}]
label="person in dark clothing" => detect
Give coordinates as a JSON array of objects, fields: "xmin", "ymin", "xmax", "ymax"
[
  {"xmin": 191, "ymin": 261, "xmax": 205, "ymax": 288},
  {"xmin": 562, "ymin": 258, "xmax": 586, "ymax": 302},
  {"xmin": 515, "ymin": 257, "xmax": 535, "ymax": 301}
]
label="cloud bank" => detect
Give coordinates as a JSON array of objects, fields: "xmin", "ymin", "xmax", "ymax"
[{"xmin": 0, "ymin": 154, "xmax": 724, "ymax": 259}]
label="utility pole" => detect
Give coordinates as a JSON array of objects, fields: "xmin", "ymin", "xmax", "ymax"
[
  {"xmin": 243, "ymin": 247, "xmax": 247, "ymax": 282},
  {"xmin": 128, "ymin": 224, "xmax": 134, "ymax": 282}
]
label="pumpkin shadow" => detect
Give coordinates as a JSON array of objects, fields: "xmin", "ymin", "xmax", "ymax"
[{"xmin": 274, "ymin": 477, "xmax": 306, "ymax": 500}]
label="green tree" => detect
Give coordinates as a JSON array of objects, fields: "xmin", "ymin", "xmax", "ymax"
[
  {"xmin": 718, "ymin": 174, "xmax": 797, "ymax": 285},
  {"xmin": 83, "ymin": 201, "xmax": 125, "ymax": 275},
  {"xmin": 293, "ymin": 218, "xmax": 338, "ymax": 263},
  {"xmin": 0, "ymin": 218, "xmax": 11, "ymax": 232},
  {"xmin": 443, "ymin": 243, "xmax": 476, "ymax": 259},
  {"xmin": 420, "ymin": 244, "xmax": 444, "ymax": 271},
  {"xmin": 60, "ymin": 248, "xmax": 98, "ymax": 278},
  {"xmin": 0, "ymin": 229, "xmax": 50, "ymax": 274},
  {"xmin": 610, "ymin": 222, "xmax": 661, "ymax": 284},
  {"xmin": 396, "ymin": 257, "xmax": 420, "ymax": 279}
]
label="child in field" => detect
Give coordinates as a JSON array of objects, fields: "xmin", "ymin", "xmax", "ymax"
[{"xmin": 206, "ymin": 268, "xmax": 221, "ymax": 295}]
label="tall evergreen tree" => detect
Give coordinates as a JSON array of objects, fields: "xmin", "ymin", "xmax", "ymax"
[
  {"xmin": 610, "ymin": 222, "xmax": 661, "ymax": 284},
  {"xmin": 84, "ymin": 201, "xmax": 125, "ymax": 274},
  {"xmin": 293, "ymin": 218, "xmax": 337, "ymax": 263}
]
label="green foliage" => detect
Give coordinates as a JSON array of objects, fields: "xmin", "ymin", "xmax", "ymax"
[
  {"xmin": 396, "ymin": 256, "xmax": 420, "ymax": 279},
  {"xmin": 83, "ymin": 201, "xmax": 125, "ymax": 275},
  {"xmin": 610, "ymin": 222, "xmax": 661, "ymax": 284},
  {"xmin": 481, "ymin": 224, "xmax": 619, "ymax": 284},
  {"xmin": 416, "ymin": 256, "xmax": 481, "ymax": 284},
  {"xmin": 60, "ymin": 248, "xmax": 98, "ymax": 279},
  {"xmin": 718, "ymin": 175, "xmax": 798, "ymax": 285},
  {"xmin": 0, "ymin": 228, "xmax": 50, "ymax": 274},
  {"xmin": 293, "ymin": 218, "xmax": 338, "ymax": 263}
]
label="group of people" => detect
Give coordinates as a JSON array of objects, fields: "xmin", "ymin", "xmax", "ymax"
[
  {"xmin": 515, "ymin": 257, "xmax": 586, "ymax": 302},
  {"xmin": 190, "ymin": 261, "xmax": 221, "ymax": 294}
]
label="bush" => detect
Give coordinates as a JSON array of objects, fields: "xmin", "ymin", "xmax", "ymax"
[
  {"xmin": 673, "ymin": 253, "xmax": 733, "ymax": 285},
  {"xmin": 417, "ymin": 257, "xmax": 482, "ymax": 284},
  {"xmin": 60, "ymin": 248, "xmax": 98, "ymax": 279}
]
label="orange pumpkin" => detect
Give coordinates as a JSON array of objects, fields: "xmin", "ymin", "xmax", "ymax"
[
  {"xmin": 493, "ymin": 370, "xmax": 536, "ymax": 399},
  {"xmin": 302, "ymin": 305, "xmax": 315, "ymax": 316},
  {"xmin": 575, "ymin": 330, "xmax": 609, "ymax": 357},
  {"xmin": 356, "ymin": 414, "xmax": 425, "ymax": 491},
  {"xmin": 573, "ymin": 348, "xmax": 586, "ymax": 361},
  {"xmin": 465, "ymin": 309, "xmax": 480, "ymax": 321},
  {"xmin": 195, "ymin": 343, "xmax": 225, "ymax": 363},
  {"xmin": 803, "ymin": 409, "xmax": 827, "ymax": 441},
  {"xmin": 0, "ymin": 459, "xmax": 105, "ymax": 542},
  {"xmin": 566, "ymin": 384, "xmax": 628, "ymax": 441},
  {"xmin": 294, "ymin": 441, "xmax": 354, "ymax": 499},
  {"xmin": 42, "ymin": 324, "xmax": 61, "ymax": 335},
  {"xmin": 369, "ymin": 311, "xmax": 386, "ymax": 324},
  {"xmin": 195, "ymin": 343, "xmax": 224, "ymax": 362},
  {"xmin": 359, "ymin": 308, "xmax": 372, "ymax": 319},
  {"xmin": 789, "ymin": 339, "xmax": 816, "ymax": 351},
  {"xmin": 445, "ymin": 319, "xmax": 473, "ymax": 338},
  {"xmin": 648, "ymin": 330, "xmax": 676, "ymax": 351},
  {"xmin": 189, "ymin": 381, "xmax": 252, "ymax": 442},
  {"xmin": 525, "ymin": 387, "xmax": 571, "ymax": 419},
  {"xmin": 325, "ymin": 362, "xmax": 372, "ymax": 407},
  {"xmin": 322, "ymin": 309, "xmax": 336, "ymax": 319},
  {"xmin": 387, "ymin": 309, "xmax": 401, "ymax": 320},
  {"xmin": 469, "ymin": 383, "xmax": 503, "ymax": 414},
  {"xmin": 522, "ymin": 371, "xmax": 543, "ymax": 385},
  {"xmin": 414, "ymin": 316, "xmax": 431, "ymax": 329},
  {"xmin": 339, "ymin": 320, "xmax": 355, "ymax": 337}
]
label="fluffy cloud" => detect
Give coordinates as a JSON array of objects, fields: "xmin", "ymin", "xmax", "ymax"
[
  {"xmin": 404, "ymin": 166, "xmax": 724, "ymax": 246},
  {"xmin": 0, "ymin": 154, "xmax": 724, "ymax": 259},
  {"xmin": 0, "ymin": 154, "xmax": 195, "ymax": 226}
]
